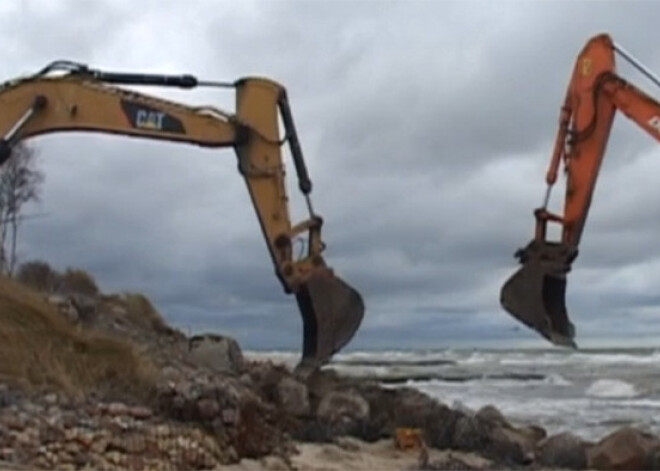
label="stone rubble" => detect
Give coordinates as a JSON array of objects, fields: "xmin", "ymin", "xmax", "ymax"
[
  {"xmin": 0, "ymin": 383, "xmax": 231, "ymax": 471},
  {"xmin": 0, "ymin": 286, "xmax": 658, "ymax": 470}
]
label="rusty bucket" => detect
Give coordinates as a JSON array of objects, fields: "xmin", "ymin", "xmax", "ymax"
[
  {"xmin": 295, "ymin": 267, "xmax": 364, "ymax": 371},
  {"xmin": 500, "ymin": 240, "xmax": 578, "ymax": 348}
]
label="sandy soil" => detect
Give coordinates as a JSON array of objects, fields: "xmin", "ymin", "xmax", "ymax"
[
  {"xmin": 223, "ymin": 437, "xmax": 491, "ymax": 471},
  {"xmin": 0, "ymin": 439, "xmax": 462, "ymax": 471},
  {"xmin": 0, "ymin": 462, "xmax": 34, "ymax": 470}
]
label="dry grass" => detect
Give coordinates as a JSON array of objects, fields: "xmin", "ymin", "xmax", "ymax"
[
  {"xmin": 118, "ymin": 292, "xmax": 181, "ymax": 337},
  {"xmin": 0, "ymin": 275, "xmax": 157, "ymax": 400}
]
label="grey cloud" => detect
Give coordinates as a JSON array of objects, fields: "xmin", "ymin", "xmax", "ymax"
[
  {"xmin": 3, "ymin": 0, "xmax": 660, "ymax": 354},
  {"xmin": 4, "ymin": 0, "xmax": 133, "ymax": 68}
]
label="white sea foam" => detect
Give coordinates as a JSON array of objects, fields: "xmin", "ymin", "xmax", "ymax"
[
  {"xmin": 501, "ymin": 351, "xmax": 660, "ymax": 367},
  {"xmin": 616, "ymin": 399, "xmax": 660, "ymax": 409},
  {"xmin": 543, "ymin": 373, "xmax": 572, "ymax": 386},
  {"xmin": 586, "ymin": 379, "xmax": 639, "ymax": 398},
  {"xmin": 245, "ymin": 347, "xmax": 660, "ymax": 441}
]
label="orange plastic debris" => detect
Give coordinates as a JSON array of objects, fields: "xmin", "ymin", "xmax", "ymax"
[{"xmin": 394, "ymin": 427, "xmax": 423, "ymax": 451}]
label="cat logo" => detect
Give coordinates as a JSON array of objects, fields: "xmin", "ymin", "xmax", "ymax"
[
  {"xmin": 581, "ymin": 58, "xmax": 592, "ymax": 77},
  {"xmin": 136, "ymin": 110, "xmax": 166, "ymax": 130},
  {"xmin": 120, "ymin": 99, "xmax": 185, "ymax": 134}
]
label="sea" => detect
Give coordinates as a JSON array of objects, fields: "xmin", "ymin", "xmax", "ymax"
[{"xmin": 245, "ymin": 348, "xmax": 660, "ymax": 442}]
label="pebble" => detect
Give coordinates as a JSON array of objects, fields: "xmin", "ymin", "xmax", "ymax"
[
  {"xmin": 197, "ymin": 398, "xmax": 220, "ymax": 420},
  {"xmin": 128, "ymin": 406, "xmax": 152, "ymax": 419},
  {"xmin": 0, "ymin": 384, "xmax": 231, "ymax": 470},
  {"xmin": 105, "ymin": 402, "xmax": 129, "ymax": 416},
  {"xmin": 43, "ymin": 393, "xmax": 59, "ymax": 406},
  {"xmin": 0, "ymin": 447, "xmax": 14, "ymax": 460}
]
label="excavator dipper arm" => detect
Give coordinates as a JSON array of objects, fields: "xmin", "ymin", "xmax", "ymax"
[
  {"xmin": 0, "ymin": 61, "xmax": 364, "ymax": 370},
  {"xmin": 501, "ymin": 34, "xmax": 660, "ymax": 347}
]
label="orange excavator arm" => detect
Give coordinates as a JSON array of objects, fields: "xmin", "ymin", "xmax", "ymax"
[
  {"xmin": 0, "ymin": 60, "xmax": 364, "ymax": 371},
  {"xmin": 501, "ymin": 33, "xmax": 660, "ymax": 347}
]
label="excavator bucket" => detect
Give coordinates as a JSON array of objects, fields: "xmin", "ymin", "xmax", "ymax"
[
  {"xmin": 499, "ymin": 240, "xmax": 578, "ymax": 348},
  {"xmin": 295, "ymin": 267, "xmax": 364, "ymax": 371}
]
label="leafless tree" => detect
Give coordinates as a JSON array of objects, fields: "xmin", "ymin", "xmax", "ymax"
[{"xmin": 0, "ymin": 143, "xmax": 44, "ymax": 275}]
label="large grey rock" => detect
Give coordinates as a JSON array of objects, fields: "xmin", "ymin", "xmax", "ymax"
[
  {"xmin": 356, "ymin": 384, "xmax": 462, "ymax": 447},
  {"xmin": 276, "ymin": 377, "xmax": 310, "ymax": 417},
  {"xmin": 187, "ymin": 334, "xmax": 245, "ymax": 374},
  {"xmin": 305, "ymin": 369, "xmax": 342, "ymax": 401},
  {"xmin": 475, "ymin": 405, "xmax": 510, "ymax": 428},
  {"xmin": 488, "ymin": 425, "xmax": 539, "ymax": 465},
  {"xmin": 46, "ymin": 294, "xmax": 79, "ymax": 323},
  {"xmin": 588, "ymin": 427, "xmax": 660, "ymax": 470},
  {"xmin": 452, "ymin": 405, "xmax": 544, "ymax": 465},
  {"xmin": 308, "ymin": 390, "xmax": 371, "ymax": 440},
  {"xmin": 317, "ymin": 390, "xmax": 369, "ymax": 424},
  {"xmin": 68, "ymin": 293, "xmax": 97, "ymax": 323},
  {"xmin": 453, "ymin": 415, "xmax": 490, "ymax": 451},
  {"xmin": 537, "ymin": 432, "xmax": 588, "ymax": 470}
]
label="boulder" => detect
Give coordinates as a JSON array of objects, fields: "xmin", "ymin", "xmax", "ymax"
[
  {"xmin": 453, "ymin": 415, "xmax": 490, "ymax": 452},
  {"xmin": 451, "ymin": 404, "xmax": 544, "ymax": 465},
  {"xmin": 358, "ymin": 385, "xmax": 463, "ymax": 449},
  {"xmin": 487, "ymin": 424, "xmax": 536, "ymax": 464},
  {"xmin": 359, "ymin": 383, "xmax": 466, "ymax": 449},
  {"xmin": 452, "ymin": 399, "xmax": 475, "ymax": 416},
  {"xmin": 196, "ymin": 398, "xmax": 221, "ymax": 421},
  {"xmin": 276, "ymin": 377, "xmax": 310, "ymax": 417},
  {"xmin": 187, "ymin": 334, "xmax": 245, "ymax": 374},
  {"xmin": 337, "ymin": 384, "xmax": 414, "ymax": 441},
  {"xmin": 646, "ymin": 447, "xmax": 660, "ymax": 470},
  {"xmin": 587, "ymin": 427, "xmax": 660, "ymax": 470},
  {"xmin": 317, "ymin": 390, "xmax": 370, "ymax": 424},
  {"xmin": 475, "ymin": 405, "xmax": 510, "ymax": 428},
  {"xmin": 305, "ymin": 368, "xmax": 342, "ymax": 404},
  {"xmin": 312, "ymin": 389, "xmax": 371, "ymax": 438},
  {"xmin": 234, "ymin": 398, "xmax": 287, "ymax": 459},
  {"xmin": 68, "ymin": 293, "xmax": 97, "ymax": 323},
  {"xmin": 47, "ymin": 294, "xmax": 79, "ymax": 323},
  {"xmin": 392, "ymin": 388, "xmax": 443, "ymax": 428},
  {"xmin": 425, "ymin": 407, "xmax": 464, "ymax": 450},
  {"xmin": 292, "ymin": 419, "xmax": 336, "ymax": 443},
  {"xmin": 536, "ymin": 432, "xmax": 588, "ymax": 469},
  {"xmin": 247, "ymin": 362, "xmax": 289, "ymax": 400},
  {"xmin": 518, "ymin": 424, "xmax": 547, "ymax": 444}
]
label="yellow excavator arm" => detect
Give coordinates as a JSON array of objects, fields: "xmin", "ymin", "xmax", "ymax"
[{"xmin": 0, "ymin": 60, "xmax": 364, "ymax": 371}]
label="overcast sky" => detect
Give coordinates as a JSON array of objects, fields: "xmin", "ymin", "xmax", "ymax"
[{"xmin": 3, "ymin": 0, "xmax": 660, "ymax": 354}]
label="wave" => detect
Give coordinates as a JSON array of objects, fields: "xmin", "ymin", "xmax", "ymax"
[
  {"xmin": 245, "ymin": 348, "xmax": 660, "ymax": 370},
  {"xmin": 615, "ymin": 399, "xmax": 660, "ymax": 409},
  {"xmin": 544, "ymin": 373, "xmax": 572, "ymax": 386},
  {"xmin": 339, "ymin": 349, "xmax": 660, "ymax": 369},
  {"xmin": 501, "ymin": 351, "xmax": 660, "ymax": 367},
  {"xmin": 334, "ymin": 358, "xmax": 456, "ymax": 367},
  {"xmin": 371, "ymin": 372, "xmax": 550, "ymax": 385},
  {"xmin": 336, "ymin": 350, "xmax": 461, "ymax": 365},
  {"xmin": 586, "ymin": 379, "xmax": 639, "ymax": 398}
]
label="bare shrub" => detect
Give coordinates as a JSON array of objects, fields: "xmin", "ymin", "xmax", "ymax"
[
  {"xmin": 15, "ymin": 259, "xmax": 61, "ymax": 293},
  {"xmin": 61, "ymin": 268, "xmax": 99, "ymax": 296}
]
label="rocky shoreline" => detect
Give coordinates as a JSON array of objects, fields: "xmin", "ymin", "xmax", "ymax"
[{"xmin": 1, "ymin": 276, "xmax": 660, "ymax": 470}]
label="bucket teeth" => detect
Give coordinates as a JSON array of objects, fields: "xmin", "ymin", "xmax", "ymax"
[
  {"xmin": 500, "ymin": 240, "xmax": 578, "ymax": 348},
  {"xmin": 295, "ymin": 268, "xmax": 364, "ymax": 371}
]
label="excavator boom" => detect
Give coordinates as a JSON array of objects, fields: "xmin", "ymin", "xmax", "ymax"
[
  {"xmin": 501, "ymin": 33, "xmax": 660, "ymax": 346},
  {"xmin": 0, "ymin": 61, "xmax": 364, "ymax": 370}
]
